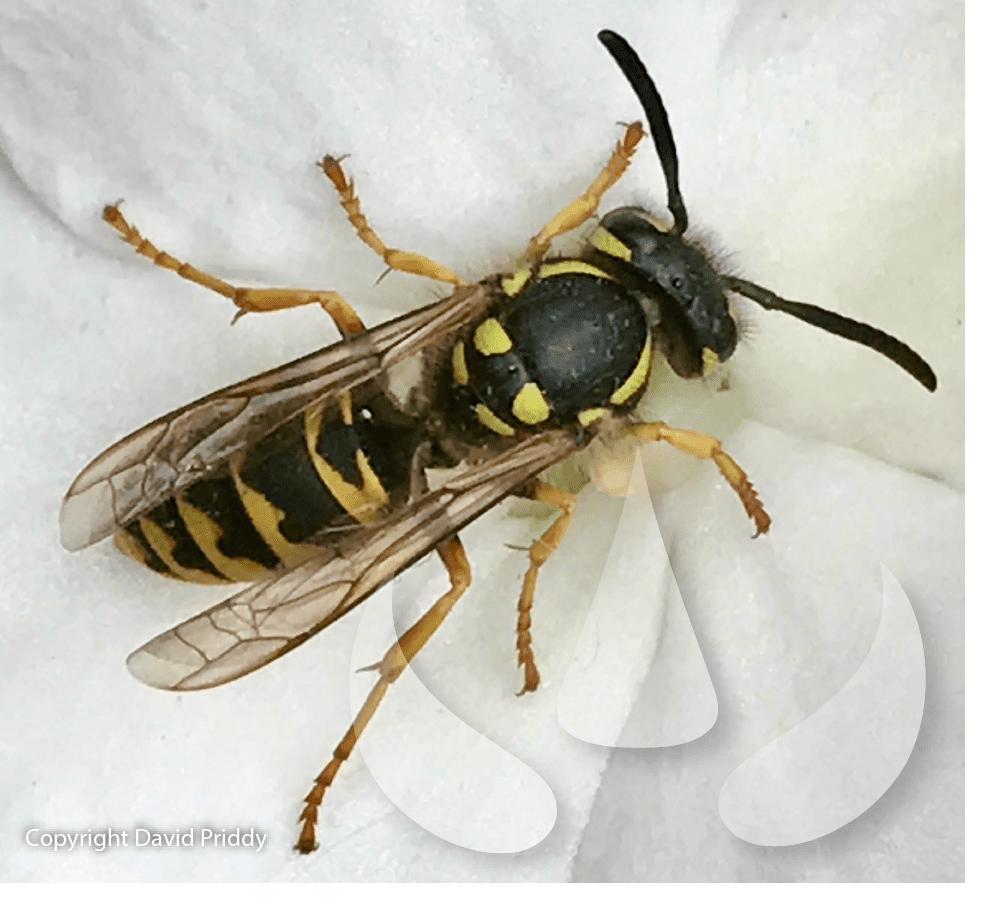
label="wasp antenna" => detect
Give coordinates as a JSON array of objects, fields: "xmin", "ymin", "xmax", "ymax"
[
  {"xmin": 598, "ymin": 29, "xmax": 688, "ymax": 236},
  {"xmin": 724, "ymin": 275, "xmax": 938, "ymax": 392}
]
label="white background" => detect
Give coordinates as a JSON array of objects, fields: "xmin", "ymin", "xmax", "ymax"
[{"xmin": 0, "ymin": 0, "xmax": 963, "ymax": 882}]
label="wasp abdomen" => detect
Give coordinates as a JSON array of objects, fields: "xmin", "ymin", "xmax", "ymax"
[{"xmin": 115, "ymin": 392, "xmax": 419, "ymax": 583}]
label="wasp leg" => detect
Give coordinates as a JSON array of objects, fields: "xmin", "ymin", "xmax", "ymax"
[
  {"xmin": 630, "ymin": 422, "xmax": 771, "ymax": 536},
  {"xmin": 524, "ymin": 120, "xmax": 645, "ymax": 261},
  {"xmin": 295, "ymin": 535, "xmax": 472, "ymax": 855},
  {"xmin": 320, "ymin": 156, "xmax": 468, "ymax": 287},
  {"xmin": 514, "ymin": 481, "xmax": 578, "ymax": 695},
  {"xmin": 102, "ymin": 204, "xmax": 367, "ymax": 337}
]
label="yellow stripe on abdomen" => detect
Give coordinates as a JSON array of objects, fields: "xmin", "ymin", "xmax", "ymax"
[
  {"xmin": 303, "ymin": 403, "xmax": 389, "ymax": 525},
  {"xmin": 230, "ymin": 460, "xmax": 324, "ymax": 570},
  {"xmin": 176, "ymin": 497, "xmax": 275, "ymax": 583},
  {"xmin": 137, "ymin": 515, "xmax": 229, "ymax": 585}
]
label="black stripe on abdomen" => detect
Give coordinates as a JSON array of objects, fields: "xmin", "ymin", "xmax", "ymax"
[
  {"xmin": 136, "ymin": 498, "xmax": 228, "ymax": 584},
  {"xmin": 237, "ymin": 414, "xmax": 352, "ymax": 544}
]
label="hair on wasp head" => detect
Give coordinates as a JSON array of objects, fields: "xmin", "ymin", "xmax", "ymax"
[{"xmin": 590, "ymin": 29, "xmax": 937, "ymax": 392}]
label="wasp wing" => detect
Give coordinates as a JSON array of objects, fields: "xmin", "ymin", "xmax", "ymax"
[
  {"xmin": 125, "ymin": 429, "xmax": 578, "ymax": 691},
  {"xmin": 60, "ymin": 284, "xmax": 496, "ymax": 552}
]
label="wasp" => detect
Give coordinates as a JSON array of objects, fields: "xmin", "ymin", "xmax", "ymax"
[{"xmin": 60, "ymin": 29, "xmax": 937, "ymax": 854}]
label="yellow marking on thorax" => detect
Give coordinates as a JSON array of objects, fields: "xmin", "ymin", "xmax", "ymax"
[
  {"xmin": 473, "ymin": 318, "xmax": 513, "ymax": 356},
  {"xmin": 512, "ymin": 382, "xmax": 551, "ymax": 425},
  {"xmin": 609, "ymin": 335, "xmax": 652, "ymax": 405},
  {"xmin": 136, "ymin": 516, "xmax": 229, "ymax": 585},
  {"xmin": 589, "ymin": 227, "xmax": 632, "ymax": 261},
  {"xmin": 230, "ymin": 458, "xmax": 323, "ymax": 570},
  {"xmin": 701, "ymin": 347, "xmax": 720, "ymax": 377},
  {"xmin": 577, "ymin": 407, "xmax": 609, "ymax": 427},
  {"xmin": 538, "ymin": 260, "xmax": 614, "ymax": 281},
  {"xmin": 176, "ymin": 497, "xmax": 274, "ymax": 583},
  {"xmin": 304, "ymin": 404, "xmax": 389, "ymax": 524},
  {"xmin": 475, "ymin": 403, "xmax": 516, "ymax": 436},
  {"xmin": 452, "ymin": 340, "xmax": 469, "ymax": 386},
  {"xmin": 501, "ymin": 267, "xmax": 532, "ymax": 297}
]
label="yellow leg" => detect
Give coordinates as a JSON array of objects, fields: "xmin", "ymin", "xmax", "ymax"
[
  {"xmin": 515, "ymin": 481, "xmax": 578, "ymax": 694},
  {"xmin": 320, "ymin": 156, "xmax": 468, "ymax": 287},
  {"xmin": 103, "ymin": 204, "xmax": 367, "ymax": 337},
  {"xmin": 295, "ymin": 536, "xmax": 472, "ymax": 854},
  {"xmin": 630, "ymin": 422, "xmax": 771, "ymax": 536},
  {"xmin": 524, "ymin": 120, "xmax": 645, "ymax": 261}
]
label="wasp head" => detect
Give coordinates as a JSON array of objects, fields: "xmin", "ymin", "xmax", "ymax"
[
  {"xmin": 590, "ymin": 207, "xmax": 736, "ymax": 379},
  {"xmin": 596, "ymin": 28, "xmax": 937, "ymax": 392}
]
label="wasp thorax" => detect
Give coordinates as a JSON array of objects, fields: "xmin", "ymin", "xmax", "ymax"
[{"xmin": 455, "ymin": 262, "xmax": 653, "ymax": 437}]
